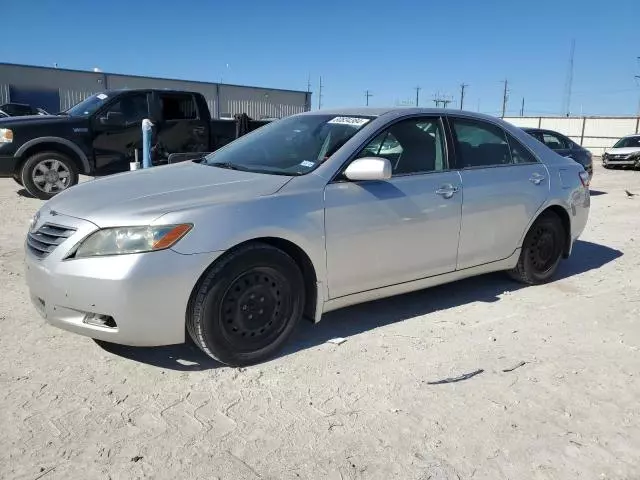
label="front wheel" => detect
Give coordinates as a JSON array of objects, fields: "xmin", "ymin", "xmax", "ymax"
[
  {"xmin": 21, "ymin": 151, "xmax": 79, "ymax": 200},
  {"xmin": 187, "ymin": 243, "xmax": 305, "ymax": 366},
  {"xmin": 508, "ymin": 211, "xmax": 565, "ymax": 285}
]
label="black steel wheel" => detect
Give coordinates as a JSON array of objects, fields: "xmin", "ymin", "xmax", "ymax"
[
  {"xmin": 187, "ymin": 243, "xmax": 305, "ymax": 366},
  {"xmin": 508, "ymin": 211, "xmax": 565, "ymax": 285}
]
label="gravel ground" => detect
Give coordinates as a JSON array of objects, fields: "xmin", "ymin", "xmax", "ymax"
[{"xmin": 1, "ymin": 163, "xmax": 639, "ymax": 480}]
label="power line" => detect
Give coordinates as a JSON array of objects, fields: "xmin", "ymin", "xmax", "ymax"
[
  {"xmin": 365, "ymin": 89, "xmax": 373, "ymax": 106},
  {"xmin": 459, "ymin": 83, "xmax": 468, "ymax": 110},
  {"xmin": 318, "ymin": 76, "xmax": 323, "ymax": 110},
  {"xmin": 433, "ymin": 92, "xmax": 453, "ymax": 108},
  {"xmin": 415, "ymin": 86, "xmax": 421, "ymax": 107},
  {"xmin": 501, "ymin": 79, "xmax": 509, "ymax": 118}
]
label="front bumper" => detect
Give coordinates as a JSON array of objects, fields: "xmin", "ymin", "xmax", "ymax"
[
  {"xmin": 602, "ymin": 156, "xmax": 639, "ymax": 167},
  {"xmin": 24, "ymin": 212, "xmax": 222, "ymax": 346}
]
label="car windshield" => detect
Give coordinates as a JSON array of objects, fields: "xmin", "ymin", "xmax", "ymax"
[
  {"xmin": 65, "ymin": 93, "xmax": 111, "ymax": 116},
  {"xmin": 612, "ymin": 136, "xmax": 640, "ymax": 148},
  {"xmin": 202, "ymin": 114, "xmax": 373, "ymax": 175}
]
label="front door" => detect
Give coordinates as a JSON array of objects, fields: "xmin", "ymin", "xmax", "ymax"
[
  {"xmin": 91, "ymin": 92, "xmax": 149, "ymax": 173},
  {"xmin": 324, "ymin": 116, "xmax": 463, "ymax": 299},
  {"xmin": 449, "ymin": 117, "xmax": 549, "ymax": 269}
]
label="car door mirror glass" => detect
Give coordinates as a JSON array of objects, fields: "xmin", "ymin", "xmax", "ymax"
[{"xmin": 344, "ymin": 157, "xmax": 392, "ymax": 181}]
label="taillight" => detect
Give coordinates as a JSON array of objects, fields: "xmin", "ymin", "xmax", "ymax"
[{"xmin": 579, "ymin": 170, "xmax": 590, "ymax": 187}]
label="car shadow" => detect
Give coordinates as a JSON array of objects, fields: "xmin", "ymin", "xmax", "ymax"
[
  {"xmin": 99, "ymin": 240, "xmax": 622, "ymax": 371},
  {"xmin": 17, "ymin": 188, "xmax": 34, "ymax": 198},
  {"xmin": 589, "ymin": 189, "xmax": 607, "ymax": 196}
]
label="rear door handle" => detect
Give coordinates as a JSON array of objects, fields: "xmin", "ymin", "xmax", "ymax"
[
  {"xmin": 435, "ymin": 184, "xmax": 460, "ymax": 199},
  {"xmin": 529, "ymin": 173, "xmax": 545, "ymax": 185}
]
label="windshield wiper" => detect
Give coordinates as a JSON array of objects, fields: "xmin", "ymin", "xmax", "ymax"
[{"xmin": 209, "ymin": 162, "xmax": 249, "ymax": 171}]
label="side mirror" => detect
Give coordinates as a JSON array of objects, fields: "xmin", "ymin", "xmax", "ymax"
[
  {"xmin": 344, "ymin": 157, "xmax": 392, "ymax": 181},
  {"xmin": 99, "ymin": 111, "xmax": 124, "ymax": 126}
]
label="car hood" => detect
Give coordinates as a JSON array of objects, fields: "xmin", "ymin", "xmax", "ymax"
[
  {"xmin": 0, "ymin": 114, "xmax": 73, "ymax": 127},
  {"xmin": 43, "ymin": 161, "xmax": 293, "ymax": 227},
  {"xmin": 605, "ymin": 147, "xmax": 640, "ymax": 156}
]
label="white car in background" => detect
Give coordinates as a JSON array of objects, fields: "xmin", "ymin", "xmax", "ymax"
[{"xmin": 602, "ymin": 134, "xmax": 640, "ymax": 169}]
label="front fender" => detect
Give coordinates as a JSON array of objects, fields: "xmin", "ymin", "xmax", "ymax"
[{"xmin": 15, "ymin": 136, "xmax": 91, "ymax": 174}]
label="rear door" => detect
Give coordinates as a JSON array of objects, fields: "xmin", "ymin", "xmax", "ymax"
[
  {"xmin": 154, "ymin": 92, "xmax": 209, "ymax": 163},
  {"xmin": 449, "ymin": 117, "xmax": 549, "ymax": 269}
]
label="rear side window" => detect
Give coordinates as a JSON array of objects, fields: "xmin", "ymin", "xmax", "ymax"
[
  {"xmin": 451, "ymin": 118, "xmax": 511, "ymax": 167},
  {"xmin": 542, "ymin": 132, "xmax": 569, "ymax": 150},
  {"xmin": 507, "ymin": 134, "xmax": 539, "ymax": 164},
  {"xmin": 160, "ymin": 93, "xmax": 198, "ymax": 120}
]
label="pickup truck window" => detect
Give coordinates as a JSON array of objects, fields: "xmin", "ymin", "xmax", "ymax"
[
  {"xmin": 102, "ymin": 93, "xmax": 149, "ymax": 124},
  {"xmin": 160, "ymin": 93, "xmax": 197, "ymax": 120},
  {"xmin": 65, "ymin": 93, "xmax": 111, "ymax": 116},
  {"xmin": 203, "ymin": 114, "xmax": 372, "ymax": 176}
]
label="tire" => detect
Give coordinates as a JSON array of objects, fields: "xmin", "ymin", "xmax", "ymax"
[
  {"xmin": 508, "ymin": 211, "xmax": 565, "ymax": 285},
  {"xmin": 12, "ymin": 173, "xmax": 23, "ymax": 186},
  {"xmin": 21, "ymin": 151, "xmax": 79, "ymax": 200},
  {"xmin": 187, "ymin": 243, "xmax": 305, "ymax": 366}
]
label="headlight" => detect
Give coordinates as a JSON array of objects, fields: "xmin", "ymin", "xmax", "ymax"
[
  {"xmin": 0, "ymin": 128, "xmax": 13, "ymax": 143},
  {"xmin": 74, "ymin": 224, "xmax": 192, "ymax": 258}
]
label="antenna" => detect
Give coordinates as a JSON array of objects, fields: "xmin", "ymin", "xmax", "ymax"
[
  {"xmin": 562, "ymin": 39, "xmax": 575, "ymax": 116},
  {"xmin": 318, "ymin": 76, "xmax": 323, "ymax": 110}
]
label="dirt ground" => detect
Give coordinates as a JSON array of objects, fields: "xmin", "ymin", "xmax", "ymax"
[{"xmin": 1, "ymin": 163, "xmax": 639, "ymax": 480}]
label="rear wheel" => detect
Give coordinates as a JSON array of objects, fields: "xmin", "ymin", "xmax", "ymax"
[
  {"xmin": 508, "ymin": 211, "xmax": 565, "ymax": 285},
  {"xmin": 21, "ymin": 151, "xmax": 79, "ymax": 200},
  {"xmin": 187, "ymin": 243, "xmax": 305, "ymax": 366}
]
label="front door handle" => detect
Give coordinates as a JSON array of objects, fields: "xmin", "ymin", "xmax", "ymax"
[
  {"xmin": 435, "ymin": 184, "xmax": 460, "ymax": 199},
  {"xmin": 529, "ymin": 173, "xmax": 546, "ymax": 185},
  {"xmin": 193, "ymin": 126, "xmax": 205, "ymax": 134}
]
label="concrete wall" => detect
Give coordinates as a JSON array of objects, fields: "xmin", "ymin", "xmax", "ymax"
[
  {"xmin": 0, "ymin": 63, "xmax": 309, "ymax": 119},
  {"xmin": 504, "ymin": 116, "xmax": 640, "ymax": 155}
]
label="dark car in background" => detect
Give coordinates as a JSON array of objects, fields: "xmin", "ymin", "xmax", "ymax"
[
  {"xmin": 522, "ymin": 128, "xmax": 593, "ymax": 180},
  {"xmin": 0, "ymin": 103, "xmax": 49, "ymax": 117}
]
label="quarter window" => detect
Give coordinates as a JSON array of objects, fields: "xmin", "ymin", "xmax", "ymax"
[
  {"xmin": 451, "ymin": 118, "xmax": 512, "ymax": 168},
  {"xmin": 356, "ymin": 117, "xmax": 446, "ymax": 175},
  {"xmin": 507, "ymin": 135, "xmax": 539, "ymax": 164}
]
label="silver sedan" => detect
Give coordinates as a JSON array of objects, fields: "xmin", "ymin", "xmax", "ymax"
[{"xmin": 24, "ymin": 108, "xmax": 590, "ymax": 365}]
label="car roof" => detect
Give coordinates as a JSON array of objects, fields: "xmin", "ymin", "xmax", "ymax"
[{"xmin": 298, "ymin": 107, "xmax": 504, "ymax": 122}]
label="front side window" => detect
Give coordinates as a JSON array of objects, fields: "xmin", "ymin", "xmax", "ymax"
[
  {"xmin": 102, "ymin": 93, "xmax": 149, "ymax": 124},
  {"xmin": 203, "ymin": 114, "xmax": 372, "ymax": 175},
  {"xmin": 542, "ymin": 132, "xmax": 569, "ymax": 150},
  {"xmin": 355, "ymin": 117, "xmax": 446, "ymax": 175},
  {"xmin": 451, "ymin": 118, "xmax": 511, "ymax": 167}
]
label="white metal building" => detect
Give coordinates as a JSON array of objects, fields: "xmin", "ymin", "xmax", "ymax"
[{"xmin": 0, "ymin": 63, "xmax": 311, "ymax": 120}]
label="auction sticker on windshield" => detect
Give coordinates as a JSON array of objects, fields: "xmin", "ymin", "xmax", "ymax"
[{"xmin": 328, "ymin": 117, "xmax": 371, "ymax": 127}]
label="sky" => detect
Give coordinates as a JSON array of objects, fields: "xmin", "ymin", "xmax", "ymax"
[{"xmin": 4, "ymin": 0, "xmax": 640, "ymax": 116}]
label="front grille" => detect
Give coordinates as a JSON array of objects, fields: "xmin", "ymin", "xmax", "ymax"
[{"xmin": 27, "ymin": 223, "xmax": 76, "ymax": 259}]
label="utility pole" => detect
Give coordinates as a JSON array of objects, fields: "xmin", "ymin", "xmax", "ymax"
[
  {"xmin": 563, "ymin": 39, "xmax": 575, "ymax": 116},
  {"xmin": 459, "ymin": 83, "xmax": 468, "ymax": 110},
  {"xmin": 307, "ymin": 74, "xmax": 311, "ymax": 93},
  {"xmin": 433, "ymin": 92, "xmax": 453, "ymax": 108},
  {"xmin": 501, "ymin": 79, "xmax": 509, "ymax": 117},
  {"xmin": 318, "ymin": 76, "xmax": 323, "ymax": 110},
  {"xmin": 520, "ymin": 97, "xmax": 525, "ymax": 116},
  {"xmin": 415, "ymin": 86, "xmax": 421, "ymax": 107},
  {"xmin": 365, "ymin": 89, "xmax": 373, "ymax": 106}
]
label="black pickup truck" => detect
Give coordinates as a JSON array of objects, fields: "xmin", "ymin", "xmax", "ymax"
[{"xmin": 0, "ymin": 89, "xmax": 270, "ymax": 199}]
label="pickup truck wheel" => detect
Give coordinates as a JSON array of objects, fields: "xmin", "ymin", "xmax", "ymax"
[
  {"xmin": 187, "ymin": 244, "xmax": 305, "ymax": 366},
  {"xmin": 21, "ymin": 151, "xmax": 78, "ymax": 200},
  {"xmin": 508, "ymin": 211, "xmax": 565, "ymax": 285},
  {"xmin": 12, "ymin": 173, "xmax": 23, "ymax": 186}
]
